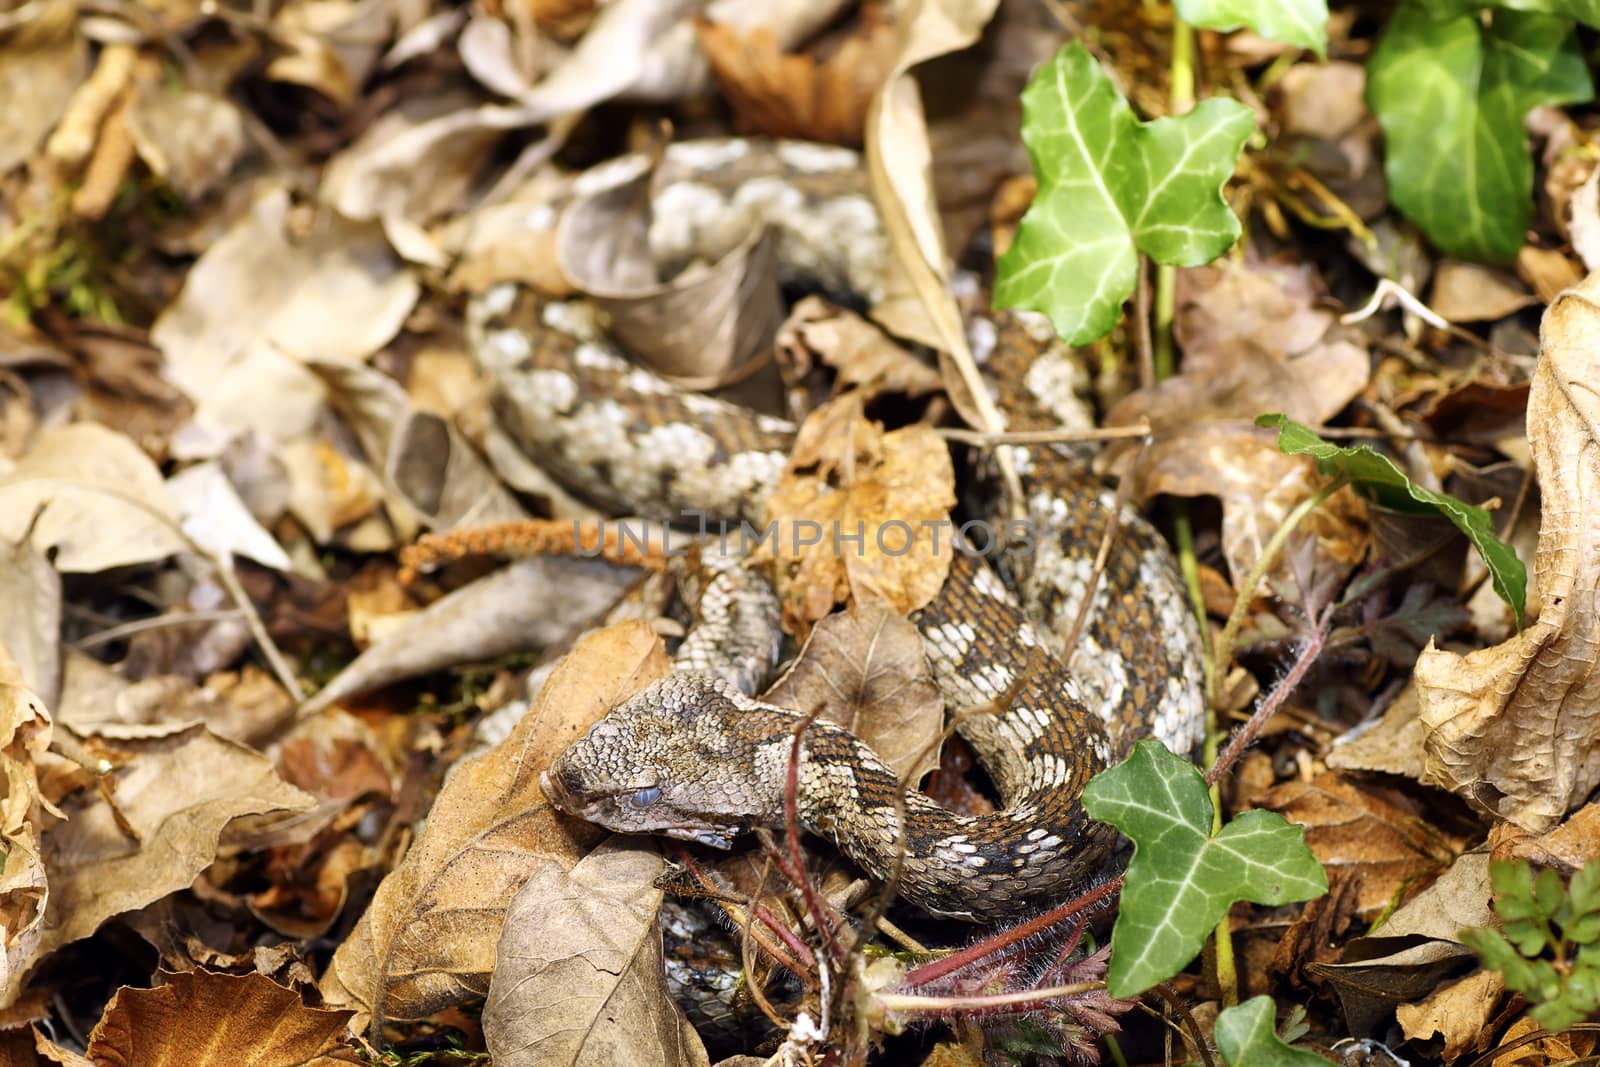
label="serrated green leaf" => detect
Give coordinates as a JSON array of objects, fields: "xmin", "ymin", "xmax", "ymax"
[
  {"xmin": 1215, "ymin": 997, "xmax": 1334, "ymax": 1067},
  {"xmin": 994, "ymin": 42, "xmax": 1254, "ymax": 345},
  {"xmin": 1367, "ymin": 2, "xmax": 1592, "ymax": 263},
  {"xmin": 1256, "ymin": 414, "xmax": 1527, "ymax": 627},
  {"xmin": 1176, "ymin": 0, "xmax": 1329, "ymax": 55},
  {"xmin": 1536, "ymin": 867, "xmax": 1569, "ymax": 917},
  {"xmin": 1080, "ymin": 741, "xmax": 1328, "ymax": 997}
]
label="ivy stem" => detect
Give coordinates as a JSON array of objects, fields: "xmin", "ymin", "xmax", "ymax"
[
  {"xmin": 1207, "ymin": 473, "xmax": 1351, "ymax": 711},
  {"xmin": 1154, "ymin": 10, "xmax": 1196, "ymax": 379}
]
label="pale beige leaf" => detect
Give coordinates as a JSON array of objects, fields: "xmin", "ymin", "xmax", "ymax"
[
  {"xmin": 166, "ymin": 462, "xmax": 291, "ymax": 571},
  {"xmin": 319, "ymin": 622, "xmax": 671, "ymax": 1034},
  {"xmin": 84, "ymin": 970, "xmax": 358, "ymax": 1066},
  {"xmin": 34, "ymin": 726, "xmax": 314, "ymax": 984},
  {"xmin": 764, "ymin": 600, "xmax": 944, "ymax": 783},
  {"xmin": 0, "ymin": 423, "xmax": 185, "ymax": 573},
  {"xmin": 299, "ymin": 558, "xmax": 637, "ymax": 717},
  {"xmin": 0, "ymin": 537, "xmax": 61, "ymax": 708},
  {"xmin": 1395, "ymin": 970, "xmax": 1503, "ymax": 1060},
  {"xmin": 1417, "ymin": 271, "xmax": 1600, "ymax": 831},
  {"xmin": 151, "ymin": 187, "xmax": 416, "ymax": 444},
  {"xmin": 0, "ymin": 26, "xmax": 87, "ymax": 172},
  {"xmin": 123, "ymin": 84, "xmax": 247, "ymax": 201},
  {"xmin": 483, "ymin": 839, "xmax": 708, "ymax": 1067},
  {"xmin": 863, "ymin": 0, "xmax": 999, "ymax": 358}
]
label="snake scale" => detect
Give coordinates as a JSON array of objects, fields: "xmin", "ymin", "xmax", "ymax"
[{"xmin": 471, "ymin": 139, "xmax": 1207, "ymax": 923}]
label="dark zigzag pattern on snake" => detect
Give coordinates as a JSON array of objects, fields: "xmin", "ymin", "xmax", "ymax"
[{"xmin": 469, "ymin": 143, "xmax": 1206, "ymax": 921}]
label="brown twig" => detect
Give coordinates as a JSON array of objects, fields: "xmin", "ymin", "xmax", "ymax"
[
  {"xmin": 1206, "ymin": 603, "xmax": 1331, "ymax": 787},
  {"xmin": 939, "ymin": 423, "xmax": 1152, "ymax": 447},
  {"xmin": 1058, "ymin": 439, "xmax": 1148, "ymax": 665}
]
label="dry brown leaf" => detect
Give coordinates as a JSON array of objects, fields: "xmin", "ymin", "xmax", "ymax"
[
  {"xmin": 73, "ymin": 970, "xmax": 358, "ymax": 1066},
  {"xmin": 1517, "ymin": 246, "xmax": 1584, "ymax": 305},
  {"xmin": 166, "ymin": 462, "xmax": 291, "ymax": 571},
  {"xmin": 1488, "ymin": 800, "xmax": 1600, "ymax": 871},
  {"xmin": 1416, "ymin": 271, "xmax": 1600, "ymax": 831},
  {"xmin": 31, "ymin": 726, "xmax": 313, "ymax": 994},
  {"xmin": 0, "ymin": 650, "xmax": 52, "ymax": 1011},
  {"xmin": 0, "ymin": 423, "xmax": 186, "ymax": 573},
  {"xmin": 1260, "ymin": 772, "xmax": 1466, "ymax": 921},
  {"xmin": 319, "ymin": 622, "xmax": 670, "ymax": 1034},
  {"xmin": 1110, "ymin": 260, "xmax": 1370, "ymax": 435},
  {"xmin": 758, "ymin": 396, "xmax": 955, "ymax": 635},
  {"xmin": 696, "ymin": 9, "xmax": 897, "ymax": 146},
  {"xmin": 1490, "ymin": 1016, "xmax": 1598, "ymax": 1067},
  {"xmin": 1430, "ymin": 260, "xmax": 1539, "ymax": 323},
  {"xmin": 1395, "ymin": 969, "xmax": 1503, "ymax": 1060},
  {"xmin": 764, "ymin": 599, "xmax": 944, "ymax": 783},
  {"xmin": 776, "ymin": 296, "xmax": 941, "ymax": 403},
  {"xmin": 483, "ymin": 839, "xmax": 708, "ymax": 1067}
]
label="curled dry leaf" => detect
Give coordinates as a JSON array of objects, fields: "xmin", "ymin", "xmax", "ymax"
[
  {"xmin": 1394, "ymin": 969, "xmax": 1502, "ymax": 1059},
  {"xmin": 299, "ymin": 557, "xmax": 638, "ymax": 717},
  {"xmin": 309, "ymin": 358, "xmax": 529, "ymax": 533},
  {"xmin": 28, "ymin": 726, "xmax": 312, "ymax": 1002},
  {"xmin": 776, "ymin": 296, "xmax": 942, "ymax": 404},
  {"xmin": 764, "ymin": 599, "xmax": 944, "ymax": 784},
  {"xmin": 1259, "ymin": 772, "xmax": 1466, "ymax": 921},
  {"xmin": 555, "ymin": 150, "xmax": 782, "ymax": 385},
  {"xmin": 696, "ymin": 7, "xmax": 898, "ymax": 146},
  {"xmin": 319, "ymin": 622, "xmax": 670, "ymax": 1033},
  {"xmin": 757, "ymin": 396, "xmax": 956, "ymax": 635},
  {"xmin": 1416, "ymin": 272, "xmax": 1600, "ymax": 831},
  {"xmin": 483, "ymin": 839, "xmax": 707, "ymax": 1067},
  {"xmin": 864, "ymin": 0, "xmax": 1000, "ymax": 357},
  {"xmin": 0, "ymin": 423, "xmax": 186, "ymax": 574},
  {"xmin": 0, "ymin": 649, "xmax": 52, "ymax": 1012},
  {"xmin": 57, "ymin": 969, "xmax": 358, "ymax": 1066}
]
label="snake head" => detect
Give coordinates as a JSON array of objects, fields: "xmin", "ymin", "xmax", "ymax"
[{"xmin": 540, "ymin": 674, "xmax": 788, "ymax": 849}]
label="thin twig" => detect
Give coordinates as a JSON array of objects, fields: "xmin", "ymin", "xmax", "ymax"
[
  {"xmin": 780, "ymin": 715, "xmax": 847, "ymax": 967},
  {"xmin": 10, "ymin": 478, "xmax": 304, "ymax": 702},
  {"xmin": 1207, "ymin": 475, "xmax": 1349, "ymax": 710},
  {"xmin": 1058, "ymin": 439, "xmax": 1147, "ymax": 664},
  {"xmin": 1207, "ymin": 604, "xmax": 1332, "ymax": 787},
  {"xmin": 938, "ymin": 422, "xmax": 1152, "ymax": 447},
  {"xmin": 1148, "ymin": 983, "xmax": 1218, "ymax": 1067},
  {"xmin": 72, "ymin": 608, "xmax": 246, "ymax": 650},
  {"xmin": 1135, "ymin": 256, "xmax": 1155, "ymax": 391}
]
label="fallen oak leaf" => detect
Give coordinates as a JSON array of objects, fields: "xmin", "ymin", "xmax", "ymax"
[
  {"xmin": 1415, "ymin": 271, "xmax": 1600, "ymax": 832},
  {"xmin": 37, "ymin": 969, "xmax": 359, "ymax": 1066},
  {"xmin": 319, "ymin": 621, "xmax": 670, "ymax": 1034},
  {"xmin": 0, "ymin": 646, "xmax": 52, "ymax": 1011}
]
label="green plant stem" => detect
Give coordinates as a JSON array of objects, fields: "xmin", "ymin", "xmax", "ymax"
[
  {"xmin": 1154, "ymin": 13, "xmax": 1194, "ymax": 385},
  {"xmin": 1207, "ymin": 474, "xmax": 1351, "ymax": 710}
]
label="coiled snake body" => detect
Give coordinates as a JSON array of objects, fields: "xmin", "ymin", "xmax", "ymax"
[{"xmin": 474, "ymin": 139, "xmax": 1206, "ymax": 923}]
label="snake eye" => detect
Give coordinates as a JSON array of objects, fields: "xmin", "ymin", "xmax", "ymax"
[{"xmin": 627, "ymin": 786, "xmax": 661, "ymax": 810}]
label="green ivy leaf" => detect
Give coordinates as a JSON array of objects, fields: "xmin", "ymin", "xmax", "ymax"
[
  {"xmin": 1416, "ymin": 0, "xmax": 1600, "ymax": 21},
  {"xmin": 1176, "ymin": 0, "xmax": 1329, "ymax": 56},
  {"xmin": 1255, "ymin": 414, "xmax": 1527, "ymax": 628},
  {"xmin": 1215, "ymin": 997, "xmax": 1334, "ymax": 1067},
  {"xmin": 994, "ymin": 41, "xmax": 1254, "ymax": 344},
  {"xmin": 1367, "ymin": 1, "xmax": 1592, "ymax": 263},
  {"xmin": 1080, "ymin": 741, "xmax": 1327, "ymax": 997}
]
